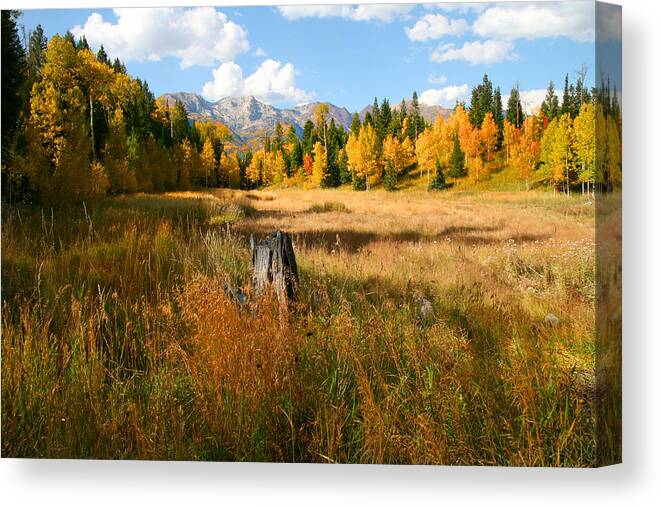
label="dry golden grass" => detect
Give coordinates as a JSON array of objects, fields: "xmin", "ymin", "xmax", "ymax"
[{"xmin": 2, "ymin": 187, "xmax": 612, "ymax": 465}]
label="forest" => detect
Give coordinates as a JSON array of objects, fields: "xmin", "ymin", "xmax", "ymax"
[{"xmin": 2, "ymin": 11, "xmax": 621, "ymax": 206}]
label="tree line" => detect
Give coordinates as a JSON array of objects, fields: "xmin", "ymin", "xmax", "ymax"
[{"xmin": 1, "ymin": 11, "xmax": 621, "ymax": 205}]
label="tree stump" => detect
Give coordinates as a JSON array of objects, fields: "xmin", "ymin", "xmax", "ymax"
[{"xmin": 250, "ymin": 231, "xmax": 299, "ymax": 303}]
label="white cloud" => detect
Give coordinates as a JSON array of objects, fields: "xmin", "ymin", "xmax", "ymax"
[
  {"xmin": 430, "ymin": 3, "xmax": 490, "ymax": 15},
  {"xmin": 277, "ymin": 5, "xmax": 413, "ymax": 23},
  {"xmin": 474, "ymin": 2, "xmax": 595, "ymax": 42},
  {"xmin": 254, "ymin": 47, "xmax": 267, "ymax": 57},
  {"xmin": 428, "ymin": 74, "xmax": 448, "ymax": 85},
  {"xmin": 431, "ymin": 40, "xmax": 516, "ymax": 65},
  {"xmin": 405, "ymin": 14, "xmax": 469, "ymax": 41},
  {"xmin": 512, "ymin": 89, "xmax": 547, "ymax": 115},
  {"xmin": 202, "ymin": 59, "xmax": 313, "ymax": 105},
  {"xmin": 420, "ymin": 84, "xmax": 469, "ymax": 107},
  {"xmin": 71, "ymin": 7, "xmax": 249, "ymax": 68}
]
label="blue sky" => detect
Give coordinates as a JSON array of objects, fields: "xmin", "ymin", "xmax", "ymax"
[{"xmin": 18, "ymin": 2, "xmax": 601, "ymax": 113}]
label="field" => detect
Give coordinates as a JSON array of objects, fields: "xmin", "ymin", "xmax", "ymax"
[{"xmin": 1, "ymin": 187, "xmax": 604, "ymax": 465}]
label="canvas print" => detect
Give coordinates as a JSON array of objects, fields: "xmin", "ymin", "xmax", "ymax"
[{"xmin": 1, "ymin": 1, "xmax": 621, "ymax": 466}]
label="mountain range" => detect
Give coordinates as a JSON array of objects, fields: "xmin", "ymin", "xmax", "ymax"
[{"xmin": 159, "ymin": 92, "xmax": 452, "ymax": 144}]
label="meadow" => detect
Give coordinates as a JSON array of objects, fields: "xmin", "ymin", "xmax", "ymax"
[{"xmin": 1, "ymin": 187, "xmax": 605, "ymax": 465}]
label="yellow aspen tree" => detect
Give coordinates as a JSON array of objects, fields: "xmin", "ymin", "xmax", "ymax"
[
  {"xmin": 573, "ymin": 103, "xmax": 596, "ymax": 194},
  {"xmin": 272, "ymin": 150, "xmax": 287, "ymax": 185},
  {"xmin": 516, "ymin": 116, "xmax": 541, "ymax": 191},
  {"xmin": 346, "ymin": 123, "xmax": 379, "ymax": 191},
  {"xmin": 311, "ymin": 140, "xmax": 328, "ymax": 187},
  {"xmin": 414, "ymin": 129, "xmax": 435, "ymax": 185},
  {"xmin": 480, "ymin": 112, "xmax": 498, "ymax": 163},
  {"xmin": 180, "ymin": 138, "xmax": 192, "ymax": 190},
  {"xmin": 503, "ymin": 120, "xmax": 519, "ymax": 164},
  {"xmin": 606, "ymin": 117, "xmax": 621, "ymax": 188},
  {"xmin": 105, "ymin": 108, "xmax": 136, "ymax": 194},
  {"xmin": 201, "ymin": 137, "xmax": 215, "ymax": 187},
  {"xmin": 246, "ymin": 151, "xmax": 263, "ymax": 187}
]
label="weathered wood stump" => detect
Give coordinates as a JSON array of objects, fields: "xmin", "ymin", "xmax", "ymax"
[{"xmin": 250, "ymin": 231, "xmax": 299, "ymax": 303}]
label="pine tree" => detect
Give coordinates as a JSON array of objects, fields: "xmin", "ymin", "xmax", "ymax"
[
  {"xmin": 350, "ymin": 112, "xmax": 361, "ymax": 137},
  {"xmin": 448, "ymin": 132, "xmax": 466, "ymax": 178},
  {"xmin": 561, "ymin": 74, "xmax": 572, "ymax": 116},
  {"xmin": 171, "ymin": 100, "xmax": 190, "ymax": 142},
  {"xmin": 409, "ymin": 91, "xmax": 424, "ymax": 140},
  {"xmin": 429, "ymin": 158, "xmax": 446, "ymax": 190},
  {"xmin": 492, "ymin": 86, "xmax": 504, "ymax": 143},
  {"xmin": 26, "ymin": 24, "xmax": 47, "ymax": 91},
  {"xmin": 338, "ymin": 148, "xmax": 351, "ymax": 184},
  {"xmin": 112, "ymin": 57, "xmax": 126, "ymax": 74},
  {"xmin": 302, "ymin": 120, "xmax": 315, "ymax": 154},
  {"xmin": 506, "ymin": 86, "xmax": 524, "ymax": 128},
  {"xmin": 469, "ymin": 73, "xmax": 494, "ymax": 128},
  {"xmin": 384, "ymin": 160, "xmax": 397, "ymax": 191},
  {"xmin": 76, "ymin": 35, "xmax": 89, "ymax": 51},
  {"xmin": 96, "ymin": 44, "xmax": 110, "ymax": 66},
  {"xmin": 272, "ymin": 122, "xmax": 284, "ymax": 153},
  {"xmin": 541, "ymin": 80, "xmax": 559, "ymax": 120},
  {"xmin": 379, "ymin": 97, "xmax": 392, "ymax": 138},
  {"xmin": 1, "ymin": 10, "xmax": 26, "ymax": 150}
]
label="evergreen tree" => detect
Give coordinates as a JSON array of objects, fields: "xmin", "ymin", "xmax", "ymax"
[
  {"xmin": 1, "ymin": 10, "xmax": 28, "ymax": 201},
  {"xmin": 469, "ymin": 73, "xmax": 494, "ymax": 128},
  {"xmin": 350, "ymin": 112, "xmax": 361, "ymax": 137},
  {"xmin": 97, "ymin": 44, "xmax": 110, "ymax": 66},
  {"xmin": 383, "ymin": 160, "xmax": 397, "ymax": 191},
  {"xmin": 363, "ymin": 111, "xmax": 373, "ymax": 127},
  {"xmin": 338, "ymin": 148, "xmax": 351, "ymax": 184},
  {"xmin": 448, "ymin": 133, "xmax": 466, "ymax": 177},
  {"xmin": 26, "ymin": 24, "xmax": 47, "ymax": 90},
  {"xmin": 76, "ymin": 35, "xmax": 89, "ymax": 51},
  {"xmin": 561, "ymin": 74, "xmax": 572, "ymax": 116},
  {"xmin": 541, "ymin": 80, "xmax": 559, "ymax": 120},
  {"xmin": 63, "ymin": 30, "xmax": 76, "ymax": 46},
  {"xmin": 429, "ymin": 159, "xmax": 447, "ymax": 190},
  {"xmin": 289, "ymin": 139, "xmax": 303, "ymax": 177},
  {"xmin": 171, "ymin": 100, "xmax": 191, "ymax": 143},
  {"xmin": 506, "ymin": 85, "xmax": 524, "ymax": 128},
  {"xmin": 492, "ymin": 86, "xmax": 504, "ymax": 138},
  {"xmin": 272, "ymin": 122, "xmax": 284, "ymax": 153},
  {"xmin": 379, "ymin": 97, "xmax": 392, "ymax": 138},
  {"xmin": 371, "ymin": 97, "xmax": 380, "ymax": 126},
  {"xmin": 112, "ymin": 57, "xmax": 126, "ymax": 74},
  {"xmin": 409, "ymin": 91, "xmax": 425, "ymax": 139},
  {"xmin": 1, "ymin": 10, "xmax": 26, "ymax": 150},
  {"xmin": 302, "ymin": 120, "xmax": 315, "ymax": 154}
]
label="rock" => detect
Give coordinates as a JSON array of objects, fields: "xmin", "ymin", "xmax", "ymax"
[
  {"xmin": 418, "ymin": 297, "xmax": 434, "ymax": 323},
  {"xmin": 544, "ymin": 313, "xmax": 560, "ymax": 327}
]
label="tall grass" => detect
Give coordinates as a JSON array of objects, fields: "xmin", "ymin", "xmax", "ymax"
[{"xmin": 2, "ymin": 189, "xmax": 601, "ymax": 465}]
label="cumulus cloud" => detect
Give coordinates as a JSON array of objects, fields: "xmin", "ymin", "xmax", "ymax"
[
  {"xmin": 428, "ymin": 74, "xmax": 448, "ymax": 85},
  {"xmin": 277, "ymin": 5, "xmax": 413, "ymax": 23},
  {"xmin": 405, "ymin": 14, "xmax": 469, "ymax": 41},
  {"xmin": 473, "ymin": 2, "xmax": 595, "ymax": 42},
  {"xmin": 514, "ymin": 89, "xmax": 548, "ymax": 115},
  {"xmin": 429, "ymin": 3, "xmax": 490, "ymax": 15},
  {"xmin": 71, "ymin": 7, "xmax": 249, "ymax": 68},
  {"xmin": 431, "ymin": 40, "xmax": 516, "ymax": 65},
  {"xmin": 420, "ymin": 84, "xmax": 469, "ymax": 107},
  {"xmin": 201, "ymin": 59, "xmax": 313, "ymax": 104}
]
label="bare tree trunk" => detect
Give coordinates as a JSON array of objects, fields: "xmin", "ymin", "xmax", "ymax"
[
  {"xmin": 250, "ymin": 231, "xmax": 299, "ymax": 304},
  {"xmin": 89, "ymin": 94, "xmax": 95, "ymax": 159}
]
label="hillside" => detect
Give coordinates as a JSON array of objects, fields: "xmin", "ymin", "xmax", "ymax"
[
  {"xmin": 159, "ymin": 93, "xmax": 353, "ymax": 143},
  {"xmin": 360, "ymin": 98, "xmax": 452, "ymax": 124}
]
